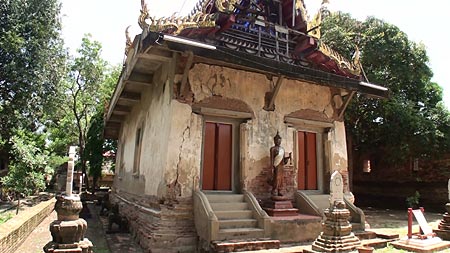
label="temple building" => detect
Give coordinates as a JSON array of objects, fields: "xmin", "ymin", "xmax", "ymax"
[{"xmin": 104, "ymin": 0, "xmax": 388, "ymax": 252}]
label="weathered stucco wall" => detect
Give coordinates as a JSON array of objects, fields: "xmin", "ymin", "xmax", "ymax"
[
  {"xmin": 115, "ymin": 61, "xmax": 203, "ymax": 200},
  {"xmin": 187, "ymin": 64, "xmax": 349, "ymax": 198},
  {"xmin": 116, "ymin": 62, "xmax": 350, "ymax": 199},
  {"xmin": 163, "ymin": 101, "xmax": 203, "ymax": 198},
  {"xmin": 113, "ymin": 59, "xmax": 201, "ymax": 252},
  {"xmin": 115, "ymin": 62, "xmax": 173, "ymax": 197},
  {"xmin": 329, "ymin": 121, "xmax": 350, "ymax": 192},
  {"xmin": 113, "ymin": 60, "xmax": 352, "ymax": 252}
]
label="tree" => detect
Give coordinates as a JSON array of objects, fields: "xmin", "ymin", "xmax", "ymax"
[
  {"xmin": 84, "ymin": 65, "xmax": 119, "ymax": 192},
  {"xmin": 0, "ymin": 0, "xmax": 66, "ymax": 157},
  {"xmin": 1, "ymin": 129, "xmax": 64, "ymax": 214},
  {"xmin": 321, "ymin": 13, "xmax": 450, "ymax": 168},
  {"xmin": 62, "ymin": 35, "xmax": 107, "ymax": 190}
]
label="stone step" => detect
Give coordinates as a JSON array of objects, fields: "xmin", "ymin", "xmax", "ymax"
[
  {"xmin": 354, "ymin": 230, "xmax": 377, "ymax": 240},
  {"xmin": 216, "ymin": 210, "xmax": 254, "ymax": 220},
  {"xmin": 212, "ymin": 238, "xmax": 280, "ymax": 253},
  {"xmin": 360, "ymin": 238, "xmax": 394, "ymax": 249},
  {"xmin": 211, "ymin": 202, "xmax": 249, "ymax": 211},
  {"xmin": 206, "ymin": 194, "xmax": 244, "ymax": 203},
  {"xmin": 264, "ymin": 208, "xmax": 299, "ymax": 217},
  {"xmin": 373, "ymin": 231, "xmax": 400, "ymax": 240},
  {"xmin": 219, "ymin": 219, "xmax": 258, "ymax": 229},
  {"xmin": 218, "ymin": 228, "xmax": 265, "ymax": 240}
]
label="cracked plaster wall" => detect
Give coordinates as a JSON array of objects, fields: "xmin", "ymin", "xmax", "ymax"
[
  {"xmin": 163, "ymin": 101, "xmax": 202, "ymax": 198},
  {"xmin": 188, "ymin": 64, "xmax": 349, "ymax": 196},
  {"xmin": 115, "ymin": 62, "xmax": 350, "ymax": 199},
  {"xmin": 329, "ymin": 121, "xmax": 350, "ymax": 193},
  {"xmin": 115, "ymin": 62, "xmax": 174, "ymax": 198}
]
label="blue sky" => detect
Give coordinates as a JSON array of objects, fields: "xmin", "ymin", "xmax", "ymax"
[{"xmin": 61, "ymin": 0, "xmax": 450, "ymax": 108}]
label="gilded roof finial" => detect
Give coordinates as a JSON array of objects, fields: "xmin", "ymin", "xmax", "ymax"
[
  {"xmin": 215, "ymin": 0, "xmax": 238, "ymax": 13},
  {"xmin": 296, "ymin": 0, "xmax": 310, "ymax": 24},
  {"xmin": 352, "ymin": 46, "xmax": 361, "ymax": 68},
  {"xmin": 125, "ymin": 26, "xmax": 132, "ymax": 56},
  {"xmin": 139, "ymin": 0, "xmax": 151, "ymax": 30},
  {"xmin": 308, "ymin": 0, "xmax": 330, "ymax": 39}
]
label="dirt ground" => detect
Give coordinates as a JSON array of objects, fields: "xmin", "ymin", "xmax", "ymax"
[
  {"xmin": 364, "ymin": 206, "xmax": 444, "ymax": 235},
  {"xmin": 0, "ymin": 192, "xmax": 54, "ymax": 220}
]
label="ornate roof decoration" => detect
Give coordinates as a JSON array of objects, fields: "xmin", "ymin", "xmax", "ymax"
[
  {"xmin": 215, "ymin": 0, "xmax": 239, "ymax": 13},
  {"xmin": 138, "ymin": 0, "xmax": 150, "ymax": 30},
  {"xmin": 125, "ymin": 26, "xmax": 132, "ymax": 56},
  {"xmin": 189, "ymin": 0, "xmax": 238, "ymax": 15},
  {"xmin": 308, "ymin": 0, "xmax": 329, "ymax": 39},
  {"xmin": 138, "ymin": 0, "xmax": 217, "ymax": 35},
  {"xmin": 133, "ymin": 0, "xmax": 362, "ymax": 78},
  {"xmin": 318, "ymin": 41, "xmax": 361, "ymax": 76}
]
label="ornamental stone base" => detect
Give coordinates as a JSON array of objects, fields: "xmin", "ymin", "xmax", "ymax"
[
  {"xmin": 311, "ymin": 202, "xmax": 361, "ymax": 253},
  {"xmin": 44, "ymin": 194, "xmax": 93, "ymax": 253},
  {"xmin": 434, "ymin": 203, "xmax": 450, "ymax": 240},
  {"xmin": 43, "ymin": 238, "xmax": 93, "ymax": 253}
]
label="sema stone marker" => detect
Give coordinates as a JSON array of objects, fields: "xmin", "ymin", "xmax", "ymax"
[{"xmin": 43, "ymin": 146, "xmax": 93, "ymax": 253}]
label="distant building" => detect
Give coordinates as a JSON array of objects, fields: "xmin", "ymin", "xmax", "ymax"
[{"xmin": 104, "ymin": 0, "xmax": 388, "ymax": 251}]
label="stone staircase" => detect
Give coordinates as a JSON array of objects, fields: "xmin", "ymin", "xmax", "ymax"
[{"xmin": 206, "ymin": 194, "xmax": 265, "ymax": 241}]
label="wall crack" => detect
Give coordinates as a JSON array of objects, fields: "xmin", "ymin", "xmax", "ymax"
[{"xmin": 171, "ymin": 125, "xmax": 190, "ymax": 199}]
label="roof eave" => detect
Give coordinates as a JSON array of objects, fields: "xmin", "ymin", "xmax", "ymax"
[{"xmin": 104, "ymin": 32, "xmax": 389, "ymax": 139}]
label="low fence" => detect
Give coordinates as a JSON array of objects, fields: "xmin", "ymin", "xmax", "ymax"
[{"xmin": 0, "ymin": 197, "xmax": 56, "ymax": 253}]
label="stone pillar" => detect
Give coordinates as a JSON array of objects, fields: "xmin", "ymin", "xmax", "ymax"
[
  {"xmin": 65, "ymin": 146, "xmax": 76, "ymax": 196},
  {"xmin": 44, "ymin": 147, "xmax": 93, "ymax": 252}
]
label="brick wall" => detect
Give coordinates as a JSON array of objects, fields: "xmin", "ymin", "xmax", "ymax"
[
  {"xmin": 249, "ymin": 165, "xmax": 296, "ymax": 201},
  {"xmin": 0, "ymin": 198, "xmax": 55, "ymax": 253},
  {"xmin": 352, "ymin": 155, "xmax": 450, "ymax": 209},
  {"xmin": 111, "ymin": 191, "xmax": 198, "ymax": 253}
]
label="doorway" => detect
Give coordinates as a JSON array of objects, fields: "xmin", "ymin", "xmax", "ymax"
[
  {"xmin": 297, "ymin": 131, "xmax": 318, "ymax": 190},
  {"xmin": 202, "ymin": 122, "xmax": 234, "ymax": 191}
]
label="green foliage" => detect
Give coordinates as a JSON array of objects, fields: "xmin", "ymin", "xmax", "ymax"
[
  {"xmin": 406, "ymin": 191, "xmax": 421, "ymax": 208},
  {"xmin": 85, "ymin": 110, "xmax": 105, "ymax": 181},
  {"xmin": 1, "ymin": 129, "xmax": 56, "ymax": 196},
  {"xmin": 84, "ymin": 65, "xmax": 119, "ymax": 190},
  {"xmin": 0, "ymin": 213, "xmax": 13, "ymax": 224},
  {"xmin": 0, "ymin": 1, "xmax": 119, "ymax": 195},
  {"xmin": 0, "ymin": 0, "xmax": 66, "ymax": 151},
  {"xmin": 321, "ymin": 13, "xmax": 450, "ymax": 165},
  {"xmin": 57, "ymin": 34, "xmax": 108, "ymax": 189}
]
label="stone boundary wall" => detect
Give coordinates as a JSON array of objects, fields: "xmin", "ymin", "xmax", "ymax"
[
  {"xmin": 0, "ymin": 197, "xmax": 56, "ymax": 253},
  {"xmin": 353, "ymin": 181, "xmax": 447, "ymax": 210}
]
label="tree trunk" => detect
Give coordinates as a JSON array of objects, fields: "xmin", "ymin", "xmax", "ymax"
[
  {"xmin": 91, "ymin": 176, "xmax": 98, "ymax": 194},
  {"xmin": 78, "ymin": 142, "xmax": 90, "ymax": 192},
  {"xmin": 16, "ymin": 192, "xmax": 20, "ymax": 215}
]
